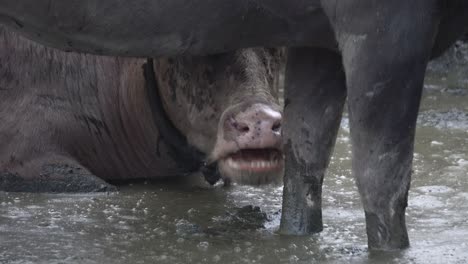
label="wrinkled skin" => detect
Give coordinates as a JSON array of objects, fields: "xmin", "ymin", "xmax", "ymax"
[
  {"xmin": 0, "ymin": 25, "xmax": 285, "ymax": 192},
  {"xmin": 1, "ymin": 0, "xmax": 468, "ymax": 251}
]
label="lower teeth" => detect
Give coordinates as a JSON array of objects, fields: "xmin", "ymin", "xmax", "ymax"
[{"xmin": 226, "ymin": 158, "xmax": 279, "ymax": 169}]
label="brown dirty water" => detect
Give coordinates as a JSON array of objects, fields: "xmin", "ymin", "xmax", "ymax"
[{"xmin": 1, "ymin": 42, "xmax": 468, "ymax": 264}]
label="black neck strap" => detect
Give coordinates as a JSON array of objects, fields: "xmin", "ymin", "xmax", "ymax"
[{"xmin": 143, "ymin": 59, "xmax": 220, "ymax": 185}]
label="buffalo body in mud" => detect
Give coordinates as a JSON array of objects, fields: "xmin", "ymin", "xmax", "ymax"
[{"xmin": 0, "ymin": 25, "xmax": 285, "ymax": 192}]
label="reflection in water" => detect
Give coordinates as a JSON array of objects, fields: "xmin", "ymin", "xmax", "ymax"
[{"xmin": 1, "ymin": 43, "xmax": 467, "ymax": 263}]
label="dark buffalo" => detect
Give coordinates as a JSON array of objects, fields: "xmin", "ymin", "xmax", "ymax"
[
  {"xmin": 1, "ymin": 0, "xmax": 468, "ymax": 251},
  {"xmin": 0, "ymin": 25, "xmax": 285, "ymax": 192}
]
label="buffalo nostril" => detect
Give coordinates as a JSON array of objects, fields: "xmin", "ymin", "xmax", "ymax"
[
  {"xmin": 235, "ymin": 122, "xmax": 250, "ymax": 133},
  {"xmin": 272, "ymin": 121, "xmax": 281, "ymax": 132},
  {"xmin": 226, "ymin": 116, "xmax": 250, "ymax": 134}
]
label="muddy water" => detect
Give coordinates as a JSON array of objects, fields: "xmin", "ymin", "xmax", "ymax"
[{"xmin": 1, "ymin": 43, "xmax": 467, "ymax": 264}]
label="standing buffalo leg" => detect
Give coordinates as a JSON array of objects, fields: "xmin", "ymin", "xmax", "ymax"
[
  {"xmin": 323, "ymin": 0, "xmax": 440, "ymax": 250},
  {"xmin": 280, "ymin": 47, "xmax": 346, "ymax": 234}
]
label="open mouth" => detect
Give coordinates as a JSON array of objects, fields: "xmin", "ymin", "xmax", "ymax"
[{"xmin": 223, "ymin": 148, "xmax": 283, "ymax": 172}]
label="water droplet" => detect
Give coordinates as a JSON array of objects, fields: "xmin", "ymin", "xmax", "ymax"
[
  {"xmin": 212, "ymin": 255, "xmax": 221, "ymax": 262},
  {"xmin": 198, "ymin": 241, "xmax": 209, "ymax": 251}
]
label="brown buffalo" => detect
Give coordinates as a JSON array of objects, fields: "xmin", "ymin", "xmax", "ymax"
[{"xmin": 0, "ymin": 25, "xmax": 285, "ymax": 192}]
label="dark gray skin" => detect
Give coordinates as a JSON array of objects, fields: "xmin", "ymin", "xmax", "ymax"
[
  {"xmin": 1, "ymin": 0, "xmax": 468, "ymax": 251},
  {"xmin": 280, "ymin": 1, "xmax": 468, "ymax": 252},
  {"xmin": 0, "ymin": 25, "xmax": 285, "ymax": 192},
  {"xmin": 0, "ymin": 1, "xmax": 335, "ymax": 56}
]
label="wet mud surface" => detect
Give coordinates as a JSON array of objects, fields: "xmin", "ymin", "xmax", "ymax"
[{"xmin": 1, "ymin": 43, "xmax": 468, "ymax": 263}]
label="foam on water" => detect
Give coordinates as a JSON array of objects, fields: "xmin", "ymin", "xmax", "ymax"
[{"xmin": 418, "ymin": 108, "xmax": 468, "ymax": 130}]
